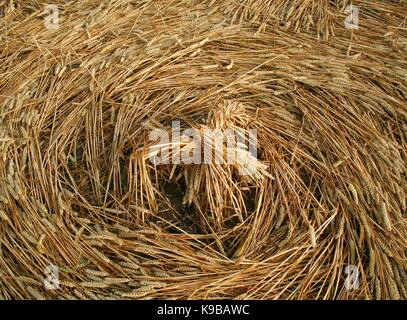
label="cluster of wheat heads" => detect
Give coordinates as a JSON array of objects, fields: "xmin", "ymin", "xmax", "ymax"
[{"xmin": 0, "ymin": 0, "xmax": 406, "ymax": 300}]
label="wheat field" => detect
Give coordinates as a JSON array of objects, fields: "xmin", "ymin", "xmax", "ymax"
[{"xmin": 0, "ymin": 0, "xmax": 406, "ymax": 300}]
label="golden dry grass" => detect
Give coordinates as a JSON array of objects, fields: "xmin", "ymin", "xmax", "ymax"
[{"xmin": 0, "ymin": 0, "xmax": 406, "ymax": 299}]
